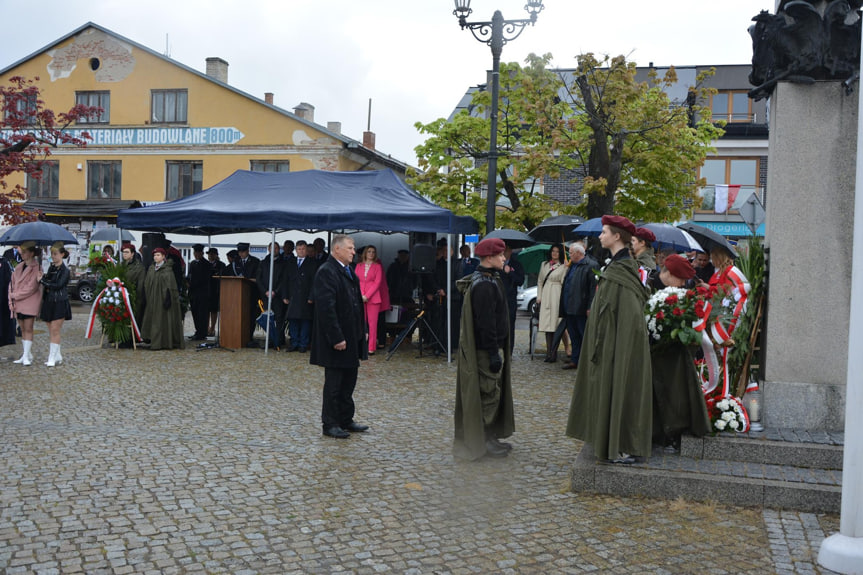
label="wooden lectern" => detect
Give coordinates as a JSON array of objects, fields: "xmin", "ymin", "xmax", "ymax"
[{"xmin": 218, "ymin": 276, "xmax": 252, "ymax": 349}]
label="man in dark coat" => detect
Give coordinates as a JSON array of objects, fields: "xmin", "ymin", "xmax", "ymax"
[
  {"xmin": 187, "ymin": 244, "xmax": 211, "ymax": 341},
  {"xmin": 559, "ymin": 242, "xmax": 598, "ymax": 370},
  {"xmin": 284, "ymin": 240, "xmax": 318, "ymax": 352},
  {"xmin": 206, "ymin": 247, "xmax": 225, "ymax": 337},
  {"xmin": 454, "ymin": 237, "xmax": 515, "ymax": 460},
  {"xmin": 566, "ymin": 215, "xmax": 652, "ymax": 464},
  {"xmin": 310, "ymin": 234, "xmax": 368, "ymax": 439},
  {"xmin": 256, "ymin": 242, "xmax": 287, "ymax": 348},
  {"xmin": 500, "ymin": 245, "xmax": 525, "ymax": 353},
  {"xmin": 223, "ymin": 242, "xmax": 260, "ymax": 346}
]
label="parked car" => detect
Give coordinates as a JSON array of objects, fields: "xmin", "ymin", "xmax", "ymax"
[
  {"xmin": 67, "ymin": 270, "xmax": 98, "ymax": 303},
  {"xmin": 516, "ymin": 285, "xmax": 537, "ymax": 315}
]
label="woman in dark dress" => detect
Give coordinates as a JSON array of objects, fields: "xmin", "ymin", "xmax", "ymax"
[
  {"xmin": 39, "ymin": 242, "xmax": 72, "ymax": 367},
  {"xmin": 649, "ymin": 254, "xmax": 711, "ymax": 452}
]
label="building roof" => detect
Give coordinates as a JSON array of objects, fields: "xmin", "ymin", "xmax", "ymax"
[
  {"xmin": 0, "ymin": 22, "xmax": 411, "ymax": 173},
  {"xmin": 23, "ymin": 199, "xmax": 142, "ymax": 218}
]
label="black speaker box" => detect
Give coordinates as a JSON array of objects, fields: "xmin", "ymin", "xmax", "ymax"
[
  {"xmin": 140, "ymin": 232, "xmax": 167, "ymax": 269},
  {"xmin": 409, "ymin": 232, "xmax": 437, "ymax": 274}
]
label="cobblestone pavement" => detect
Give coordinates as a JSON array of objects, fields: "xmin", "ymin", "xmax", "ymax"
[{"xmin": 0, "ymin": 304, "xmax": 840, "ymax": 574}]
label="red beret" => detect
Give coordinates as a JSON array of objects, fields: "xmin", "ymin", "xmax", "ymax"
[
  {"xmin": 664, "ymin": 254, "xmax": 696, "ymax": 280},
  {"xmin": 634, "ymin": 227, "xmax": 656, "ymax": 243},
  {"xmin": 152, "ymin": 247, "xmax": 166, "ymax": 256},
  {"xmin": 601, "ymin": 215, "xmax": 636, "ymax": 235},
  {"xmin": 121, "ymin": 243, "xmax": 135, "ymax": 252},
  {"xmin": 475, "ymin": 237, "xmax": 506, "ymax": 257}
]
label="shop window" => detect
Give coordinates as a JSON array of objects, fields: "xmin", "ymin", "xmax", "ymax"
[
  {"xmin": 75, "ymin": 91, "xmax": 110, "ymax": 123},
  {"xmin": 88, "ymin": 161, "xmax": 122, "ymax": 199},
  {"xmin": 151, "ymin": 89, "xmax": 188, "ymax": 123},
  {"xmin": 166, "ymin": 161, "xmax": 202, "ymax": 200}
]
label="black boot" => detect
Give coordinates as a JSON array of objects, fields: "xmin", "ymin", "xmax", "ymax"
[{"xmin": 544, "ymin": 333, "xmax": 557, "ymax": 362}]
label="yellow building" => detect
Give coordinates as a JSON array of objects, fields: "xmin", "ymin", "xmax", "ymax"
[{"xmin": 1, "ymin": 22, "xmax": 406, "ymax": 223}]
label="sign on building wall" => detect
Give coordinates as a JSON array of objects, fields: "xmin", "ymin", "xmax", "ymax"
[{"xmin": 0, "ymin": 126, "xmax": 245, "ymax": 146}]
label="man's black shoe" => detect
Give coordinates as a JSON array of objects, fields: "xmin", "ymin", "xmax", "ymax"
[
  {"xmin": 489, "ymin": 436, "xmax": 513, "ymax": 451},
  {"xmin": 323, "ymin": 426, "xmax": 350, "ymax": 439},
  {"xmin": 344, "ymin": 422, "xmax": 369, "ymax": 433},
  {"xmin": 484, "ymin": 439, "xmax": 509, "ymax": 458},
  {"xmin": 246, "ymin": 340, "xmax": 259, "ymax": 348},
  {"xmin": 286, "ymin": 346, "xmax": 298, "ymax": 352},
  {"xmin": 298, "ymin": 346, "xmax": 308, "ymax": 353}
]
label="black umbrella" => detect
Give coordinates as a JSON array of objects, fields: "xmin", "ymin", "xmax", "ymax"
[
  {"xmin": 484, "ymin": 228, "xmax": 537, "ymax": 248},
  {"xmin": 89, "ymin": 226, "xmax": 135, "ymax": 242},
  {"xmin": 677, "ymin": 222, "xmax": 738, "ymax": 258},
  {"xmin": 528, "ymin": 214, "xmax": 585, "ymax": 244},
  {"xmin": 0, "ymin": 221, "xmax": 79, "ymax": 246}
]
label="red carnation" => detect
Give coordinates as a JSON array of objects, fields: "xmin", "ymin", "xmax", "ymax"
[
  {"xmin": 665, "ymin": 294, "xmax": 679, "ymax": 305},
  {"xmin": 695, "ymin": 301, "xmax": 705, "ymax": 316},
  {"xmin": 656, "ymin": 311, "xmax": 665, "ymax": 321},
  {"xmin": 672, "ymin": 307, "xmax": 684, "ymax": 316}
]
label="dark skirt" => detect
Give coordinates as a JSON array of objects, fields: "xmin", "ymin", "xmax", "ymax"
[
  {"xmin": 40, "ymin": 298, "xmax": 72, "ymax": 322},
  {"xmin": 651, "ymin": 343, "xmax": 712, "ymax": 443}
]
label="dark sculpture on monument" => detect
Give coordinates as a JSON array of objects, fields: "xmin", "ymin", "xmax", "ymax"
[{"xmin": 749, "ymin": 0, "xmax": 862, "ymax": 100}]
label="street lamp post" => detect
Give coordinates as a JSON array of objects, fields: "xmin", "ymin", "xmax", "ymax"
[{"xmin": 453, "ymin": 0, "xmax": 544, "ymax": 234}]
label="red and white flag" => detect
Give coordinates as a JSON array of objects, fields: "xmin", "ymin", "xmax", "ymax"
[{"xmin": 714, "ymin": 184, "xmax": 741, "ymax": 214}]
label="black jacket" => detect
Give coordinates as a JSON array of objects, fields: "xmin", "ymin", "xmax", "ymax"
[
  {"xmin": 285, "ymin": 257, "xmax": 318, "ymax": 319},
  {"xmin": 560, "ymin": 255, "xmax": 599, "ymax": 317},
  {"xmin": 310, "ymin": 257, "xmax": 367, "ymax": 368}
]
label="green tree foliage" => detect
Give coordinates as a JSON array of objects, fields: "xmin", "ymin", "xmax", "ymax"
[{"xmin": 409, "ymin": 53, "xmax": 724, "ymax": 232}]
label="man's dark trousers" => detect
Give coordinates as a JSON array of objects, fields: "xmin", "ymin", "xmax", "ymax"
[
  {"xmin": 566, "ymin": 314, "xmax": 588, "ymax": 366},
  {"xmin": 322, "ymin": 366, "xmax": 358, "ymax": 429}
]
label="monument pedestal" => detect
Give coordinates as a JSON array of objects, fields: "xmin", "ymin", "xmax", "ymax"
[{"xmin": 763, "ymin": 81, "xmax": 857, "ymax": 431}]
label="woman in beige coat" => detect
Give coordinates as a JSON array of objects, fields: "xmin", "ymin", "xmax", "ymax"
[
  {"xmin": 8, "ymin": 242, "xmax": 42, "ymax": 365},
  {"xmin": 536, "ymin": 243, "xmax": 568, "ymax": 362}
]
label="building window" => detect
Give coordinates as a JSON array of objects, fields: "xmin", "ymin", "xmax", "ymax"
[
  {"xmin": 4, "ymin": 92, "xmax": 37, "ymax": 124},
  {"xmin": 151, "ymin": 89, "xmax": 188, "ymax": 123},
  {"xmin": 88, "ymin": 161, "xmax": 122, "ymax": 199},
  {"xmin": 25, "ymin": 161, "xmax": 59, "ymax": 199},
  {"xmin": 75, "ymin": 91, "xmax": 110, "ymax": 123},
  {"xmin": 166, "ymin": 161, "xmax": 202, "ymax": 200},
  {"xmin": 710, "ymin": 91, "xmax": 753, "ymax": 123},
  {"xmin": 697, "ymin": 157, "xmax": 759, "ymax": 212},
  {"xmin": 250, "ymin": 160, "xmax": 290, "ymax": 173}
]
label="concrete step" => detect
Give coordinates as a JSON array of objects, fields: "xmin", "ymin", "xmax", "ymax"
[
  {"xmin": 682, "ymin": 428, "xmax": 844, "ymax": 470},
  {"xmin": 570, "ymin": 437, "xmax": 843, "ymax": 513}
]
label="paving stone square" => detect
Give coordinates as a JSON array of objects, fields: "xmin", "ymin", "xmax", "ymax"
[{"xmin": 0, "ymin": 304, "xmax": 841, "ymax": 573}]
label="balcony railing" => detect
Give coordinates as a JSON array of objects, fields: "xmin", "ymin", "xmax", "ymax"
[{"xmin": 711, "ymin": 112, "xmax": 758, "ymax": 123}]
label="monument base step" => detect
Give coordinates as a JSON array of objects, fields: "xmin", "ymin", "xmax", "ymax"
[{"xmin": 570, "ymin": 429, "xmax": 843, "ymax": 514}]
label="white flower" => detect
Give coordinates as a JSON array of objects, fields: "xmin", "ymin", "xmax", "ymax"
[
  {"xmin": 716, "ymin": 399, "xmax": 730, "ymax": 411},
  {"xmin": 715, "ymin": 420, "xmax": 727, "ymax": 431},
  {"xmin": 722, "ymin": 411, "xmax": 735, "ymax": 422},
  {"xmin": 728, "ymin": 420, "xmax": 739, "ymax": 430}
]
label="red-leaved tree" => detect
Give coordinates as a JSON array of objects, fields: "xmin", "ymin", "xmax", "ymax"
[{"xmin": 1, "ymin": 76, "xmax": 99, "ymax": 224}]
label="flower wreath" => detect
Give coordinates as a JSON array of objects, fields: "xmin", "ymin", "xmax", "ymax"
[
  {"xmin": 706, "ymin": 395, "xmax": 750, "ymax": 433},
  {"xmin": 85, "ymin": 277, "xmax": 142, "ymax": 343}
]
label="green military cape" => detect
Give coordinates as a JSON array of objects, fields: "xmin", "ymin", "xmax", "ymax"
[
  {"xmin": 565, "ymin": 257, "xmax": 653, "ymax": 459},
  {"xmin": 453, "ymin": 273, "xmax": 515, "ymax": 461},
  {"xmin": 141, "ymin": 260, "xmax": 184, "ymax": 350}
]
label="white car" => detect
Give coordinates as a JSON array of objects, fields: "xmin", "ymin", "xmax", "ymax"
[{"xmin": 516, "ymin": 285, "xmax": 538, "ymax": 315}]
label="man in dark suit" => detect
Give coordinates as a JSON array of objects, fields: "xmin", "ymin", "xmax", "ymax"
[
  {"xmin": 187, "ymin": 244, "xmax": 211, "ymax": 341},
  {"xmin": 224, "ymin": 242, "xmax": 261, "ymax": 346},
  {"xmin": 560, "ymin": 242, "xmax": 598, "ymax": 370},
  {"xmin": 313, "ymin": 238, "xmax": 329, "ymax": 263},
  {"xmin": 256, "ymin": 242, "xmax": 287, "ymax": 348},
  {"xmin": 500, "ymin": 245, "xmax": 525, "ymax": 353},
  {"xmin": 206, "ymin": 247, "xmax": 225, "ymax": 337},
  {"xmin": 310, "ymin": 234, "xmax": 368, "ymax": 439},
  {"xmin": 284, "ymin": 240, "xmax": 318, "ymax": 352}
]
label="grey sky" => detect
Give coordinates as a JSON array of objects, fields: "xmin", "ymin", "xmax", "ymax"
[{"xmin": 0, "ymin": 0, "xmax": 774, "ymax": 167}]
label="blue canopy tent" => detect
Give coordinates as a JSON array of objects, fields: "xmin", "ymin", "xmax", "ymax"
[
  {"xmin": 117, "ymin": 169, "xmax": 477, "ymax": 357},
  {"xmin": 117, "ymin": 169, "xmax": 477, "ymax": 235}
]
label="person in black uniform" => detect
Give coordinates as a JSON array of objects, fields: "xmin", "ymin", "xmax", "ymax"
[
  {"xmin": 284, "ymin": 240, "xmax": 318, "ymax": 352},
  {"xmin": 224, "ymin": 242, "xmax": 261, "ymax": 346},
  {"xmin": 206, "ymin": 247, "xmax": 225, "ymax": 337},
  {"xmin": 310, "ymin": 234, "xmax": 368, "ymax": 439},
  {"xmin": 500, "ymin": 245, "xmax": 525, "ymax": 353},
  {"xmin": 256, "ymin": 242, "xmax": 287, "ymax": 348},
  {"xmin": 187, "ymin": 244, "xmax": 211, "ymax": 341}
]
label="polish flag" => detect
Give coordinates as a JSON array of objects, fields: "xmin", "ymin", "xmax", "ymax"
[{"xmin": 714, "ymin": 184, "xmax": 741, "ymax": 214}]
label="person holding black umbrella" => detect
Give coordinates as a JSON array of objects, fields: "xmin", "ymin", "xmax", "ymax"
[
  {"xmin": 537, "ymin": 243, "xmax": 567, "ymax": 362},
  {"xmin": 9, "ymin": 242, "xmax": 42, "ymax": 365},
  {"xmin": 39, "ymin": 242, "xmax": 72, "ymax": 367}
]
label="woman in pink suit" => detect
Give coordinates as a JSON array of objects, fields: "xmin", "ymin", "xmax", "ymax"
[
  {"xmin": 8, "ymin": 242, "xmax": 43, "ymax": 365},
  {"xmin": 357, "ymin": 245, "xmax": 389, "ymax": 355}
]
